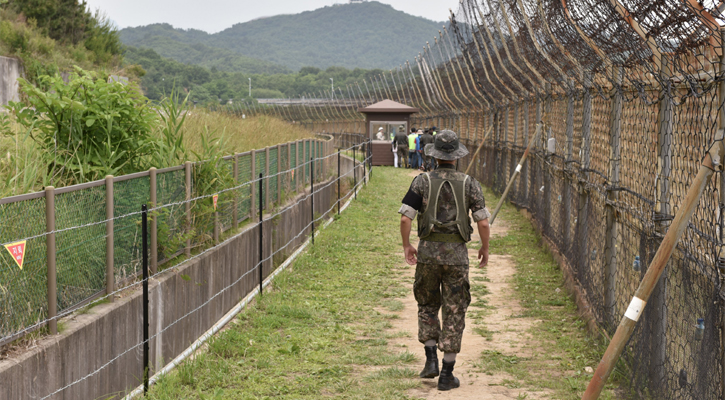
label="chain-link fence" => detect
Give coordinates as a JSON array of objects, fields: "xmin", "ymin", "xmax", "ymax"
[
  {"xmin": 257, "ymin": 0, "xmax": 725, "ymax": 396},
  {"xmin": 0, "ymin": 138, "xmax": 336, "ymax": 347}
]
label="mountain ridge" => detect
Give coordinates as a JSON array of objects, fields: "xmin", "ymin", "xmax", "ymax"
[{"xmin": 120, "ymin": 1, "xmax": 445, "ymax": 72}]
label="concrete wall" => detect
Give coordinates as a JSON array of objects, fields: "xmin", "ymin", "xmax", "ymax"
[
  {"xmin": 0, "ymin": 176, "xmax": 340, "ymax": 399},
  {"xmin": 0, "ymin": 56, "xmax": 22, "ymax": 106}
]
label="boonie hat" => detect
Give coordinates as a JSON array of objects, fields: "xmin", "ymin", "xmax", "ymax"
[{"xmin": 424, "ymin": 130, "xmax": 469, "ymax": 161}]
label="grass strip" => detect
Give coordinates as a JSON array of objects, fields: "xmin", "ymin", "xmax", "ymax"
[
  {"xmin": 146, "ymin": 167, "xmax": 420, "ymax": 400},
  {"xmin": 470, "ymin": 186, "xmax": 621, "ymax": 399}
]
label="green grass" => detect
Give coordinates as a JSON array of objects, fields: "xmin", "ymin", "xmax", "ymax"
[
  {"xmin": 146, "ymin": 167, "xmax": 422, "ymax": 399},
  {"xmin": 467, "ymin": 185, "xmax": 620, "ymax": 399}
]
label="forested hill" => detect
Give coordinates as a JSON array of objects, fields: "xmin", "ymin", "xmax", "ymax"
[{"xmin": 119, "ymin": 1, "xmax": 444, "ymax": 71}]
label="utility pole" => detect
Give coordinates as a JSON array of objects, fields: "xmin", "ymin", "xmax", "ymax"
[{"xmin": 330, "ymin": 78, "xmax": 334, "ymax": 99}]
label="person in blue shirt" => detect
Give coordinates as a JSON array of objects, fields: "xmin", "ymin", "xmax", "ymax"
[{"xmin": 415, "ymin": 130, "xmax": 424, "ymax": 170}]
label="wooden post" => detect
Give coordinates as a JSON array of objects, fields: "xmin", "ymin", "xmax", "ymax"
[
  {"xmin": 45, "ymin": 186, "xmax": 57, "ymax": 335},
  {"xmin": 149, "ymin": 168, "xmax": 157, "ymax": 274},
  {"xmin": 106, "ymin": 176, "xmax": 115, "ymax": 300},
  {"xmin": 185, "ymin": 161, "xmax": 192, "ymax": 257},
  {"xmin": 604, "ymin": 66, "xmax": 624, "ymax": 325},
  {"xmin": 232, "ymin": 155, "xmax": 239, "ymax": 230},
  {"xmin": 250, "ymin": 151, "xmax": 256, "ymax": 221}
]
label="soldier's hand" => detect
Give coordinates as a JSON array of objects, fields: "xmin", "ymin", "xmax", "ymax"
[
  {"xmin": 477, "ymin": 248, "xmax": 489, "ymax": 268},
  {"xmin": 404, "ymin": 244, "xmax": 418, "ymax": 265}
]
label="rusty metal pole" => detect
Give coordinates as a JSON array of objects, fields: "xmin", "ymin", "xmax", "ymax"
[
  {"xmin": 464, "ymin": 124, "xmax": 494, "ymax": 176},
  {"xmin": 185, "ymin": 161, "xmax": 192, "ymax": 257},
  {"xmin": 149, "ymin": 168, "xmax": 157, "ymax": 274},
  {"xmin": 46, "ymin": 186, "xmax": 57, "ymax": 335},
  {"xmin": 233, "ymin": 155, "xmax": 239, "ymax": 230},
  {"xmin": 582, "ymin": 135, "xmax": 725, "ymax": 399},
  {"xmin": 106, "ymin": 176, "xmax": 115, "ymax": 300},
  {"xmin": 490, "ymin": 123, "xmax": 542, "ymax": 225}
]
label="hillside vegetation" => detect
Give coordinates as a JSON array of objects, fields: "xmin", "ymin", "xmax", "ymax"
[
  {"xmin": 124, "ymin": 46, "xmax": 387, "ymax": 104},
  {"xmin": 120, "ymin": 1, "xmax": 444, "ymax": 71},
  {"xmin": 0, "ymin": 0, "xmax": 123, "ymax": 81}
]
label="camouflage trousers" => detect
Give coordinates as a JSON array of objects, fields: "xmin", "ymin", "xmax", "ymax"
[
  {"xmin": 413, "ymin": 263, "xmax": 471, "ymax": 353},
  {"xmin": 397, "ymin": 146, "xmax": 409, "ymax": 168}
]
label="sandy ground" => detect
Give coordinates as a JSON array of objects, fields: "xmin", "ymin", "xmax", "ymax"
[{"xmin": 382, "ymin": 173, "xmax": 552, "ymax": 399}]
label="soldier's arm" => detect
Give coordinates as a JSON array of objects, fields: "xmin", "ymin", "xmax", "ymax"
[
  {"xmin": 398, "ymin": 176, "xmax": 424, "ymax": 265},
  {"xmin": 468, "ymin": 178, "xmax": 491, "ymax": 267}
]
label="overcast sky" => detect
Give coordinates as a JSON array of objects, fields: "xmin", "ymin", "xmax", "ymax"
[{"xmin": 84, "ymin": 0, "xmax": 459, "ymax": 33}]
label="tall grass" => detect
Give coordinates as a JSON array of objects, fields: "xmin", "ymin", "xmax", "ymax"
[{"xmin": 0, "ymin": 110, "xmax": 313, "ymax": 198}]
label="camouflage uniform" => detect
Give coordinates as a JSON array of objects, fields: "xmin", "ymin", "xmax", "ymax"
[
  {"xmin": 394, "ymin": 131, "xmax": 410, "ymax": 168},
  {"xmin": 398, "ymin": 165, "xmax": 489, "ymax": 353}
]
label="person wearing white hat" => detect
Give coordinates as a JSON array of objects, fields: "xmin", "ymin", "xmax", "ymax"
[{"xmin": 376, "ymin": 126, "xmax": 385, "ymax": 141}]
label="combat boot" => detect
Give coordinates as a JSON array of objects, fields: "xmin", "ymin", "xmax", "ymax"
[
  {"xmin": 419, "ymin": 346, "xmax": 439, "ymax": 378},
  {"xmin": 437, "ymin": 360, "xmax": 460, "ymax": 391}
]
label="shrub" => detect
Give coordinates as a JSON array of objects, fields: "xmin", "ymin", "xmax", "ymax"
[{"xmin": 5, "ymin": 67, "xmax": 158, "ymax": 185}]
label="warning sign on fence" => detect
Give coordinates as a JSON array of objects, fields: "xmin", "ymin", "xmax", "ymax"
[
  {"xmin": 4, "ymin": 241, "xmax": 26, "ymax": 270},
  {"xmin": 213, "ymin": 194, "xmax": 219, "ymax": 211}
]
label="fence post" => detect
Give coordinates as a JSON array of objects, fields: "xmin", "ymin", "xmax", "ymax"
[
  {"xmin": 564, "ymin": 79, "xmax": 575, "ymax": 253},
  {"xmin": 543, "ymin": 83, "xmax": 553, "ymax": 231},
  {"xmin": 504, "ymin": 104, "xmax": 510, "ymax": 190},
  {"xmin": 106, "ymin": 176, "xmax": 115, "ymax": 301},
  {"xmin": 720, "ymin": 32, "xmax": 725, "ymax": 400},
  {"xmin": 185, "ymin": 161, "xmax": 192, "ymax": 257},
  {"xmin": 258, "ymin": 173, "xmax": 263, "ymax": 296},
  {"xmin": 649, "ymin": 56, "xmax": 672, "ymax": 394},
  {"xmin": 250, "ymin": 151, "xmax": 256, "ymax": 221},
  {"xmin": 277, "ymin": 145, "xmax": 282, "ymax": 205},
  {"xmin": 265, "ymin": 147, "xmax": 270, "ymax": 210},
  {"xmin": 577, "ymin": 73, "xmax": 593, "ymax": 293},
  {"xmin": 338, "ymin": 149, "xmax": 341, "ymax": 215},
  {"xmin": 604, "ymin": 66, "xmax": 623, "ymax": 325},
  {"xmin": 522, "ymin": 98, "xmax": 530, "ymax": 201},
  {"xmin": 141, "ymin": 204, "xmax": 149, "ymax": 395},
  {"xmin": 233, "ymin": 155, "xmax": 239, "ymax": 230},
  {"xmin": 46, "ymin": 186, "xmax": 57, "ymax": 335},
  {"xmin": 286, "ymin": 143, "xmax": 292, "ymax": 199},
  {"xmin": 149, "ymin": 168, "xmax": 157, "ymax": 274},
  {"xmin": 311, "ymin": 157, "xmax": 315, "ymax": 245}
]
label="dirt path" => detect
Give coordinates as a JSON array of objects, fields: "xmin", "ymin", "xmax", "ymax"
[{"xmin": 385, "ymin": 210, "xmax": 553, "ymax": 399}]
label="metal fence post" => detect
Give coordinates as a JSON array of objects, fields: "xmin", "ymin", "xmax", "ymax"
[
  {"xmin": 649, "ymin": 57, "xmax": 672, "ymax": 394},
  {"xmin": 522, "ymin": 98, "xmax": 530, "ymax": 201},
  {"xmin": 141, "ymin": 204, "xmax": 149, "ymax": 395},
  {"xmin": 265, "ymin": 147, "xmax": 270, "ymax": 210},
  {"xmin": 46, "ymin": 186, "xmax": 57, "ymax": 335},
  {"xmin": 286, "ymin": 143, "xmax": 292, "ymax": 199},
  {"xmin": 297, "ymin": 141, "xmax": 302, "ymax": 193},
  {"xmin": 311, "ymin": 157, "xmax": 315, "ymax": 245},
  {"xmin": 577, "ymin": 73, "xmax": 593, "ymax": 290},
  {"xmin": 233, "ymin": 155, "xmax": 239, "ymax": 230},
  {"xmin": 564, "ymin": 80, "xmax": 575, "ymax": 253},
  {"xmin": 258, "ymin": 173, "xmax": 263, "ymax": 296},
  {"xmin": 353, "ymin": 145, "xmax": 357, "ymax": 199},
  {"xmin": 337, "ymin": 148, "xmax": 341, "ymax": 215},
  {"xmin": 149, "ymin": 168, "xmax": 157, "ymax": 274},
  {"xmin": 106, "ymin": 176, "xmax": 115, "ymax": 301},
  {"xmin": 277, "ymin": 145, "xmax": 282, "ymax": 205},
  {"xmin": 543, "ymin": 83, "xmax": 553, "ymax": 231},
  {"xmin": 250, "ymin": 151, "xmax": 256, "ymax": 221},
  {"xmin": 185, "ymin": 161, "xmax": 192, "ymax": 257},
  {"xmin": 604, "ymin": 66, "xmax": 624, "ymax": 325}
]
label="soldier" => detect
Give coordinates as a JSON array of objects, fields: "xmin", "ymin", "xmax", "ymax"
[
  {"xmin": 398, "ymin": 130, "xmax": 490, "ymax": 391},
  {"xmin": 394, "ymin": 127, "xmax": 409, "ymax": 168},
  {"xmin": 419, "ymin": 129, "xmax": 435, "ymax": 171}
]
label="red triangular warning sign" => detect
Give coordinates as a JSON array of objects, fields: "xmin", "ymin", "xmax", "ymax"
[
  {"xmin": 4, "ymin": 241, "xmax": 26, "ymax": 270},
  {"xmin": 213, "ymin": 194, "xmax": 219, "ymax": 211}
]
